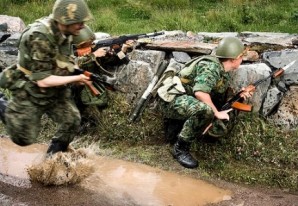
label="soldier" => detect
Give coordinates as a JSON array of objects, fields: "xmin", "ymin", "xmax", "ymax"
[
  {"xmin": 3, "ymin": 0, "xmax": 93, "ymax": 156},
  {"xmin": 158, "ymin": 37, "xmax": 252, "ymax": 169},
  {"xmin": 72, "ymin": 25, "xmax": 134, "ymax": 129}
]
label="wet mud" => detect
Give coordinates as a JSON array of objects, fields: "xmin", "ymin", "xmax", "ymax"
[{"xmin": 0, "ymin": 137, "xmax": 231, "ymax": 206}]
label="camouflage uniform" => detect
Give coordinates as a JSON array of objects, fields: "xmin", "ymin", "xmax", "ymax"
[
  {"xmin": 74, "ymin": 54, "xmax": 109, "ymax": 110},
  {"xmin": 5, "ymin": 17, "xmax": 80, "ymax": 147},
  {"xmin": 159, "ymin": 56, "xmax": 230, "ymax": 143},
  {"xmin": 72, "ymin": 29, "xmax": 129, "ymax": 114}
]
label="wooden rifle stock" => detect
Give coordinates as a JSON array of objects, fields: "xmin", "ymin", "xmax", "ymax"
[{"xmin": 74, "ymin": 69, "xmax": 112, "ymax": 96}]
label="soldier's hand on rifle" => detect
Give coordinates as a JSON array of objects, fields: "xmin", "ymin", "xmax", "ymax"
[
  {"xmin": 121, "ymin": 40, "xmax": 135, "ymax": 53},
  {"xmin": 215, "ymin": 108, "xmax": 233, "ymax": 121},
  {"xmin": 92, "ymin": 47, "xmax": 108, "ymax": 58},
  {"xmin": 77, "ymin": 74, "xmax": 90, "ymax": 85},
  {"xmin": 240, "ymin": 85, "xmax": 255, "ymax": 100}
]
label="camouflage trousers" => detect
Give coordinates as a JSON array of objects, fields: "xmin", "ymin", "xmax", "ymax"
[
  {"xmin": 5, "ymin": 96, "xmax": 81, "ymax": 147},
  {"xmin": 158, "ymin": 94, "xmax": 214, "ymax": 142}
]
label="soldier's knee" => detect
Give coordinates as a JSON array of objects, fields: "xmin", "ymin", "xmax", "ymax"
[
  {"xmin": 10, "ymin": 136, "xmax": 32, "ymax": 146},
  {"xmin": 195, "ymin": 104, "xmax": 214, "ymax": 120}
]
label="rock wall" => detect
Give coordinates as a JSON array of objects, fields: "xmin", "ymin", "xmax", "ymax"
[{"xmin": 0, "ymin": 16, "xmax": 298, "ymax": 130}]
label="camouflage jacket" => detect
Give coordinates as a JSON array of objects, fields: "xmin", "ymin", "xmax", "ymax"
[
  {"xmin": 179, "ymin": 56, "xmax": 231, "ymax": 107},
  {"xmin": 16, "ymin": 16, "xmax": 74, "ymax": 103}
]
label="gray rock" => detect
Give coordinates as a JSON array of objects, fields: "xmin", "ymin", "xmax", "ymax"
[
  {"xmin": 0, "ymin": 15, "xmax": 26, "ymax": 33},
  {"xmin": 172, "ymin": 51, "xmax": 191, "ymax": 63},
  {"xmin": 261, "ymin": 87, "xmax": 283, "ymax": 116},
  {"xmin": 268, "ymin": 86, "xmax": 298, "ymax": 130},
  {"xmin": 230, "ymin": 63, "xmax": 272, "ymax": 112},
  {"xmin": 262, "ymin": 49, "xmax": 298, "ymax": 69}
]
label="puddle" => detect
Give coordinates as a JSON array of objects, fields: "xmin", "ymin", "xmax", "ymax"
[
  {"xmin": 0, "ymin": 137, "xmax": 231, "ymax": 206},
  {"xmin": 84, "ymin": 157, "xmax": 232, "ymax": 206}
]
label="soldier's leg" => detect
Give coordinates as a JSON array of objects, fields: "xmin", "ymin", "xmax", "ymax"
[
  {"xmin": 46, "ymin": 99, "xmax": 81, "ymax": 155},
  {"xmin": 5, "ymin": 100, "xmax": 42, "ymax": 146},
  {"xmin": 171, "ymin": 95, "xmax": 214, "ymax": 168}
]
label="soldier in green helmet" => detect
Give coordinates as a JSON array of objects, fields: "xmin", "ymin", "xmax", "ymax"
[
  {"xmin": 158, "ymin": 36, "xmax": 253, "ymax": 169},
  {"xmin": 71, "ymin": 25, "xmax": 134, "ymax": 130},
  {"xmin": 3, "ymin": 0, "xmax": 94, "ymax": 156}
]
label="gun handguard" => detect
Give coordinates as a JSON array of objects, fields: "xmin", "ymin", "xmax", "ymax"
[
  {"xmin": 74, "ymin": 68, "xmax": 114, "ymax": 95},
  {"xmin": 231, "ymin": 101, "xmax": 252, "ymax": 112}
]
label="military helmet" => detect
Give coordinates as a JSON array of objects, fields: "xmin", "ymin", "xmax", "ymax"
[
  {"xmin": 73, "ymin": 25, "xmax": 95, "ymax": 46},
  {"xmin": 52, "ymin": 0, "xmax": 93, "ymax": 25},
  {"xmin": 215, "ymin": 37, "xmax": 244, "ymax": 59}
]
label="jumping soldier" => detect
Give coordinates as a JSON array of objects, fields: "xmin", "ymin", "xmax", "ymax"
[
  {"xmin": 157, "ymin": 37, "xmax": 253, "ymax": 169},
  {"xmin": 2, "ymin": 0, "xmax": 93, "ymax": 156}
]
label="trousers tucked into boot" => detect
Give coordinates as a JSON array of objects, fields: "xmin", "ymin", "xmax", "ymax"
[
  {"xmin": 172, "ymin": 138, "xmax": 198, "ymax": 169},
  {"xmin": 46, "ymin": 139, "xmax": 69, "ymax": 157}
]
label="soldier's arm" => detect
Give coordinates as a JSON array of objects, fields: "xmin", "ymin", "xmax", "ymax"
[{"xmin": 27, "ymin": 32, "xmax": 89, "ymax": 87}]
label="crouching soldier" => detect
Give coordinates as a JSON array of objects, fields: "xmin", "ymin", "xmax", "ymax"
[
  {"xmin": 72, "ymin": 25, "xmax": 134, "ymax": 128},
  {"xmin": 157, "ymin": 37, "xmax": 252, "ymax": 169}
]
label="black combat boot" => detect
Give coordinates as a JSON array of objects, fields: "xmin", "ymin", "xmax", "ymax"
[
  {"xmin": 46, "ymin": 139, "xmax": 69, "ymax": 157},
  {"xmin": 172, "ymin": 139, "xmax": 198, "ymax": 169}
]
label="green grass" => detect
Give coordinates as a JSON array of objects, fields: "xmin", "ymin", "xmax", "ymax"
[
  {"xmin": 29, "ymin": 91, "xmax": 297, "ymax": 192},
  {"xmin": 0, "ymin": 0, "xmax": 297, "ymax": 34}
]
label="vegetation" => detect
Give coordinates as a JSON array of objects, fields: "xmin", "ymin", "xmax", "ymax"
[
  {"xmin": 0, "ymin": 0, "xmax": 297, "ymax": 192},
  {"xmin": 0, "ymin": 0, "xmax": 297, "ymax": 34}
]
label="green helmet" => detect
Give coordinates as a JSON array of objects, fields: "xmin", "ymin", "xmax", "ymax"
[
  {"xmin": 52, "ymin": 0, "xmax": 93, "ymax": 25},
  {"xmin": 215, "ymin": 37, "xmax": 244, "ymax": 59},
  {"xmin": 73, "ymin": 25, "xmax": 95, "ymax": 46}
]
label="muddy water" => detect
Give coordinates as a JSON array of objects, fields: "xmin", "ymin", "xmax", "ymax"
[{"xmin": 0, "ymin": 137, "xmax": 231, "ymax": 206}]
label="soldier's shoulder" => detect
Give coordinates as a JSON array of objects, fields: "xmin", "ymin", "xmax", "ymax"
[{"xmin": 197, "ymin": 59, "xmax": 220, "ymax": 69}]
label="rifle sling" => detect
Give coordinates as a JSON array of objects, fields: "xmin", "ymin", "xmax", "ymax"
[{"xmin": 17, "ymin": 64, "xmax": 32, "ymax": 76}]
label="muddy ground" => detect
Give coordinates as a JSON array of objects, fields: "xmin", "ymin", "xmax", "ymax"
[{"xmin": 1, "ymin": 136, "xmax": 298, "ymax": 206}]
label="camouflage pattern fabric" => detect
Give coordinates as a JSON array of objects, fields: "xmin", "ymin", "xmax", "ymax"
[
  {"xmin": 159, "ymin": 57, "xmax": 231, "ymax": 142},
  {"xmin": 5, "ymin": 16, "xmax": 80, "ymax": 146},
  {"xmin": 5, "ymin": 92, "xmax": 80, "ymax": 146},
  {"xmin": 74, "ymin": 54, "xmax": 109, "ymax": 107}
]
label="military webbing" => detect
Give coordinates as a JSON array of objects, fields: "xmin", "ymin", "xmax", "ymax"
[
  {"xmin": 179, "ymin": 55, "xmax": 220, "ymax": 84},
  {"xmin": 17, "ymin": 64, "xmax": 32, "ymax": 76}
]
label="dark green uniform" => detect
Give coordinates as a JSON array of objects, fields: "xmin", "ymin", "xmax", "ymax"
[{"xmin": 5, "ymin": 17, "xmax": 80, "ymax": 147}]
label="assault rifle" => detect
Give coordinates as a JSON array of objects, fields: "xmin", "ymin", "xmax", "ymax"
[
  {"xmin": 203, "ymin": 60, "xmax": 296, "ymax": 135},
  {"xmin": 74, "ymin": 68, "xmax": 115, "ymax": 96},
  {"xmin": 128, "ymin": 60, "xmax": 169, "ymax": 122},
  {"xmin": 74, "ymin": 31, "xmax": 165, "ymax": 57},
  {"xmin": 221, "ymin": 60, "xmax": 296, "ymax": 112}
]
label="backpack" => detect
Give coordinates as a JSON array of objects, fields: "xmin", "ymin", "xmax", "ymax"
[{"xmin": 0, "ymin": 64, "xmax": 27, "ymax": 90}]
